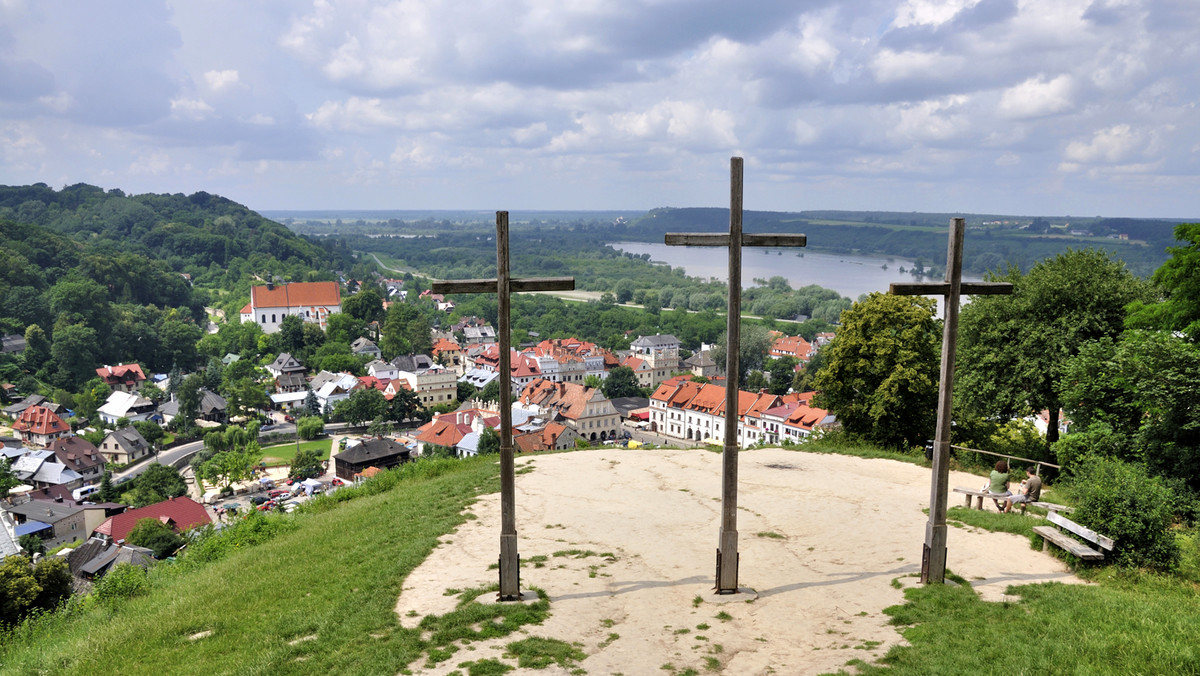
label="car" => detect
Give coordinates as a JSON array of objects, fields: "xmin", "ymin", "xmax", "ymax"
[
  {"xmin": 249, "ymin": 496, "xmax": 268, "ymax": 505},
  {"xmin": 331, "ymin": 478, "xmax": 345, "ymax": 486},
  {"xmin": 268, "ymin": 489, "xmax": 287, "ymax": 498},
  {"xmin": 284, "ymin": 414, "xmax": 295, "ymax": 423}
]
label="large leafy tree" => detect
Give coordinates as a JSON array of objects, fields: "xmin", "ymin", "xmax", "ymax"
[
  {"xmin": 334, "ymin": 387, "xmax": 388, "ymax": 426},
  {"xmin": 709, "ymin": 322, "xmax": 773, "ymax": 387},
  {"xmin": 131, "ymin": 462, "xmax": 188, "ymax": 506},
  {"xmin": 127, "ymin": 518, "xmax": 185, "ymax": 558},
  {"xmin": 1126, "ymin": 222, "xmax": 1200, "ymax": 340},
  {"xmin": 956, "ymin": 249, "xmax": 1149, "ymax": 443},
  {"xmin": 812, "ymin": 293, "xmax": 940, "ymax": 449},
  {"xmin": 601, "ymin": 365, "xmax": 641, "ymax": 399}
]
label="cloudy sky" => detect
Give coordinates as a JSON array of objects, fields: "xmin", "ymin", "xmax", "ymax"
[{"xmin": 1, "ymin": 0, "xmax": 1198, "ymax": 218}]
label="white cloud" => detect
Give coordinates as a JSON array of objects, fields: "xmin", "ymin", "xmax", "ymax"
[
  {"xmin": 892, "ymin": 0, "xmax": 982, "ymax": 28},
  {"xmin": 890, "ymin": 95, "xmax": 970, "ymax": 142},
  {"xmin": 170, "ymin": 97, "xmax": 215, "ymax": 121},
  {"xmin": 307, "ymin": 97, "xmax": 401, "ymax": 132},
  {"xmin": 1063, "ymin": 124, "xmax": 1140, "ymax": 163},
  {"xmin": 998, "ymin": 74, "xmax": 1074, "ymax": 119},
  {"xmin": 871, "ymin": 49, "xmax": 960, "ymax": 83},
  {"xmin": 204, "ymin": 69, "xmax": 240, "ymax": 92}
]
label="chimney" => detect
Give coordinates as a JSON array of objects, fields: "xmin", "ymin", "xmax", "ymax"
[{"xmin": 267, "ymin": 281, "xmax": 274, "ymax": 291}]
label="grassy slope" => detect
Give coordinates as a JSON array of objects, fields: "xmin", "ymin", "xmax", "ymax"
[
  {"xmin": 8, "ymin": 446, "xmax": 1200, "ymax": 675},
  {"xmin": 1, "ymin": 457, "xmax": 501, "ymax": 675}
]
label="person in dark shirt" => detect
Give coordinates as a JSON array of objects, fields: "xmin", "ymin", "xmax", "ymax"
[{"xmin": 1005, "ymin": 467, "xmax": 1043, "ymax": 513}]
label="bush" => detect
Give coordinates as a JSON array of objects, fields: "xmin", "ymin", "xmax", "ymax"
[
  {"xmin": 91, "ymin": 563, "xmax": 149, "ymax": 608},
  {"xmin": 297, "ymin": 416, "xmax": 324, "ymax": 440},
  {"xmin": 1070, "ymin": 457, "xmax": 1179, "ymax": 570}
]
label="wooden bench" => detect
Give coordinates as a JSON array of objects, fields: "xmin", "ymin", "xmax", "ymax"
[
  {"xmin": 953, "ymin": 487, "xmax": 1017, "ymax": 511},
  {"xmin": 1032, "ymin": 511, "xmax": 1115, "ymax": 562},
  {"xmin": 1030, "ymin": 501, "xmax": 1073, "ymax": 514}
]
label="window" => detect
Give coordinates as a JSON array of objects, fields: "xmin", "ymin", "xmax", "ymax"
[{"xmin": 261, "ymin": 314, "xmax": 266, "ymax": 323}]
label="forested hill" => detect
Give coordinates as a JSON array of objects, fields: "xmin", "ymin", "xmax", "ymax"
[
  {"xmin": 629, "ymin": 207, "xmax": 1183, "ymax": 277},
  {"xmin": 0, "ymin": 183, "xmax": 353, "ymax": 390}
]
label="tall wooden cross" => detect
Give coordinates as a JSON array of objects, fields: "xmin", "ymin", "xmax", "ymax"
[
  {"xmin": 665, "ymin": 157, "xmax": 808, "ymax": 594},
  {"xmin": 432, "ymin": 211, "xmax": 574, "ymax": 600},
  {"xmin": 890, "ymin": 217, "xmax": 1013, "ymax": 584}
]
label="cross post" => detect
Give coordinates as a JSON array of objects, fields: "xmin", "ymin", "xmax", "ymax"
[
  {"xmin": 890, "ymin": 217, "xmax": 1013, "ymax": 584},
  {"xmin": 432, "ymin": 211, "xmax": 574, "ymax": 600},
  {"xmin": 665, "ymin": 157, "xmax": 808, "ymax": 594}
]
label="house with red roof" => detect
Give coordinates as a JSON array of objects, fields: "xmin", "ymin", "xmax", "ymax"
[
  {"xmin": 96, "ymin": 363, "xmax": 147, "ymax": 392},
  {"xmin": 93, "ymin": 496, "xmax": 211, "ymax": 543},
  {"xmin": 518, "ymin": 379, "xmax": 620, "ymax": 442},
  {"xmin": 413, "ymin": 415, "xmax": 472, "ymax": 455},
  {"xmin": 649, "ymin": 381, "xmax": 822, "ymax": 448},
  {"xmin": 768, "ymin": 335, "xmax": 815, "ymax": 363},
  {"xmin": 239, "ymin": 281, "xmax": 342, "ymax": 334},
  {"xmin": 12, "ymin": 405, "xmax": 70, "ymax": 448}
]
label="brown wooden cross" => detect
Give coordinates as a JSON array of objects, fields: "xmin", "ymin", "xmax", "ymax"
[
  {"xmin": 432, "ymin": 211, "xmax": 574, "ymax": 600},
  {"xmin": 665, "ymin": 157, "xmax": 808, "ymax": 594},
  {"xmin": 890, "ymin": 217, "xmax": 1013, "ymax": 584}
]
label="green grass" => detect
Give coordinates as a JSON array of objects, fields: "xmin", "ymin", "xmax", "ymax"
[
  {"xmin": 0, "ymin": 456, "xmax": 517, "ymax": 675},
  {"xmin": 944, "ymin": 506, "xmax": 1040, "ymax": 538},
  {"xmin": 829, "ymin": 573, "xmax": 1200, "ymax": 676},
  {"xmin": 260, "ymin": 439, "xmax": 332, "ymax": 464}
]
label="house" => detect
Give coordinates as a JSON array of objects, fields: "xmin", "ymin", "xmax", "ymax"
[
  {"xmin": 239, "ymin": 281, "xmax": 342, "ymax": 334},
  {"xmin": 93, "ymin": 496, "xmax": 211, "ymax": 542},
  {"xmin": 28, "ymin": 485, "xmax": 125, "ymax": 534},
  {"xmin": 366, "ymin": 359, "xmax": 399, "ymax": 381},
  {"xmin": 413, "ymin": 416, "xmax": 472, "ymax": 455},
  {"xmin": 514, "ymin": 422, "xmax": 581, "ymax": 452},
  {"xmin": 333, "ymin": 438, "xmax": 412, "ymax": 481},
  {"xmin": 48, "ymin": 437, "xmax": 106, "ymax": 484},
  {"xmin": 309, "ymin": 371, "xmax": 361, "ymax": 412},
  {"xmin": 350, "ymin": 337, "xmax": 382, "ymax": 359},
  {"xmin": 459, "ymin": 368, "xmax": 499, "ymax": 391},
  {"xmin": 11, "ymin": 405, "xmax": 70, "ymax": 448},
  {"xmin": 431, "ymin": 338, "xmax": 465, "ymax": 374},
  {"xmin": 629, "ymin": 334, "xmax": 680, "ymax": 386},
  {"xmin": 463, "ymin": 325, "xmax": 497, "ymax": 344},
  {"xmin": 0, "ymin": 512, "xmax": 19, "ymax": 561},
  {"xmin": 649, "ymin": 380, "xmax": 832, "ymax": 448},
  {"xmin": 159, "ymin": 388, "xmax": 227, "ymax": 426},
  {"xmin": 10, "ymin": 450, "xmax": 85, "ymax": 491},
  {"xmin": 527, "ymin": 338, "xmax": 612, "ymax": 385},
  {"xmin": 96, "ymin": 364, "xmax": 147, "ymax": 392},
  {"xmin": 518, "ymin": 379, "xmax": 621, "ymax": 442},
  {"xmin": 64, "ymin": 537, "xmax": 155, "ymax": 587},
  {"xmin": 683, "ymin": 350, "xmax": 719, "ymax": 378},
  {"xmin": 2, "ymin": 393, "xmax": 66, "ymax": 418},
  {"xmin": 768, "ymin": 335, "xmax": 815, "ymax": 363},
  {"xmin": 98, "ymin": 427, "xmax": 152, "ymax": 465},
  {"xmin": 96, "ymin": 391, "xmax": 157, "ymax": 425},
  {"xmin": 266, "ymin": 352, "xmax": 308, "ymax": 393},
  {"xmin": 472, "ymin": 346, "xmax": 543, "ymax": 394},
  {"xmin": 392, "ymin": 355, "xmax": 457, "ymax": 407},
  {"xmin": 4, "ymin": 499, "xmax": 85, "ymax": 549},
  {"xmin": 1, "ymin": 334, "xmax": 26, "ymax": 355}
]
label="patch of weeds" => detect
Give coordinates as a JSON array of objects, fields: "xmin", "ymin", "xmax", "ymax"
[
  {"xmin": 715, "ymin": 611, "xmax": 732, "ymax": 622},
  {"xmin": 843, "ymin": 658, "xmax": 869, "ymax": 670},
  {"xmin": 598, "ymin": 632, "xmax": 620, "ymax": 649},
  {"xmin": 704, "ymin": 656, "xmax": 721, "ymax": 671},
  {"xmin": 711, "ymin": 644, "xmax": 724, "ymax": 654},
  {"xmin": 553, "ymin": 549, "xmax": 616, "ymax": 561},
  {"xmin": 856, "ymin": 611, "xmax": 868, "ymax": 617},
  {"xmin": 465, "ymin": 513, "xmax": 477, "ymax": 520},
  {"xmin": 523, "ymin": 555, "xmax": 549, "ymax": 568},
  {"xmin": 692, "ymin": 595, "xmax": 704, "ymax": 608},
  {"xmin": 600, "ymin": 618, "xmax": 616, "ymax": 628},
  {"xmin": 406, "ymin": 610, "xmax": 420, "ymax": 617},
  {"xmin": 417, "ymin": 585, "xmax": 551, "ymax": 659},
  {"xmin": 425, "ymin": 645, "xmax": 460, "ymax": 667},
  {"xmin": 854, "ymin": 640, "xmax": 883, "ymax": 650},
  {"xmin": 444, "ymin": 588, "xmax": 463, "ymax": 596},
  {"xmin": 807, "ymin": 546, "xmax": 815, "ymax": 551},
  {"xmin": 674, "ymin": 628, "xmax": 691, "ymax": 635},
  {"xmin": 544, "ymin": 523, "xmax": 565, "ymax": 529},
  {"xmin": 459, "ymin": 658, "xmax": 513, "ymax": 676},
  {"xmin": 756, "ymin": 531, "xmax": 785, "ymax": 539},
  {"xmin": 504, "ymin": 637, "xmax": 585, "ymax": 670},
  {"xmin": 694, "ymin": 635, "xmax": 708, "ymax": 641},
  {"xmin": 514, "ymin": 466, "xmax": 535, "ymax": 475},
  {"xmin": 696, "ymin": 623, "xmax": 710, "ymax": 630},
  {"xmin": 890, "ymin": 578, "xmax": 903, "ymax": 589}
]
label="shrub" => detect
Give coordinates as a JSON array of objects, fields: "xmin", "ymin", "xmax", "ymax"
[
  {"xmin": 91, "ymin": 563, "xmax": 149, "ymax": 608},
  {"xmin": 1070, "ymin": 457, "xmax": 1179, "ymax": 570}
]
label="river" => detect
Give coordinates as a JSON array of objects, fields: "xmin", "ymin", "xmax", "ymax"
[{"xmin": 610, "ymin": 241, "xmax": 982, "ymax": 302}]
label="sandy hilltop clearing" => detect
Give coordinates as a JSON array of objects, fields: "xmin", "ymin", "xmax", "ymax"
[{"xmin": 395, "ymin": 448, "xmax": 1083, "ymax": 675}]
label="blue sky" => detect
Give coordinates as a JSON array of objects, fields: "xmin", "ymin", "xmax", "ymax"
[{"xmin": 1, "ymin": 0, "xmax": 1198, "ymax": 218}]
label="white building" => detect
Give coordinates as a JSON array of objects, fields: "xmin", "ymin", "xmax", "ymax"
[{"xmin": 239, "ymin": 281, "xmax": 342, "ymax": 334}]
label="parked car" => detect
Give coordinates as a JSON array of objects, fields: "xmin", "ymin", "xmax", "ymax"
[
  {"xmin": 284, "ymin": 414, "xmax": 295, "ymax": 422},
  {"xmin": 268, "ymin": 489, "xmax": 287, "ymax": 498},
  {"xmin": 249, "ymin": 496, "xmax": 268, "ymax": 505},
  {"xmin": 331, "ymin": 478, "xmax": 345, "ymax": 486}
]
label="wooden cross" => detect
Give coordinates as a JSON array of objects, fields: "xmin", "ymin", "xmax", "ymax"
[
  {"xmin": 432, "ymin": 211, "xmax": 574, "ymax": 600},
  {"xmin": 890, "ymin": 217, "xmax": 1013, "ymax": 584},
  {"xmin": 665, "ymin": 157, "xmax": 808, "ymax": 594}
]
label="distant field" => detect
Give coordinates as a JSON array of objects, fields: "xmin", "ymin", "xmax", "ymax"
[{"xmin": 260, "ymin": 439, "xmax": 331, "ymax": 465}]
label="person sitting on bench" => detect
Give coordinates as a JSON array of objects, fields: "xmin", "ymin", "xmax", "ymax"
[
  {"xmin": 1005, "ymin": 467, "xmax": 1042, "ymax": 513},
  {"xmin": 988, "ymin": 460, "xmax": 1012, "ymax": 510}
]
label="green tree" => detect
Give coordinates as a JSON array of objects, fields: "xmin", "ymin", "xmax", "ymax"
[
  {"xmin": 303, "ymin": 388, "xmax": 321, "ymax": 418},
  {"xmin": 277, "ymin": 315, "xmax": 305, "ymax": 356},
  {"xmin": 0, "ymin": 555, "xmax": 39, "ymax": 626},
  {"xmin": 31, "ymin": 557, "xmax": 72, "ymax": 612},
  {"xmin": 333, "ymin": 388, "xmax": 388, "ymax": 426},
  {"xmin": 583, "ymin": 374, "xmax": 603, "ymax": 389},
  {"xmin": 476, "ymin": 379, "xmax": 501, "ymax": 404},
  {"xmin": 48, "ymin": 322, "xmax": 99, "ymax": 388},
  {"xmin": 289, "ymin": 448, "xmax": 324, "ymax": 480},
  {"xmin": 1070, "ymin": 457, "xmax": 1179, "ymax": 570},
  {"xmin": 226, "ymin": 377, "xmax": 269, "ymax": 420},
  {"xmin": 478, "ymin": 426, "xmax": 500, "ymax": 455},
  {"xmin": 766, "ymin": 356, "xmax": 797, "ymax": 395},
  {"xmin": 22, "ymin": 324, "xmax": 50, "ymax": 372},
  {"xmin": 174, "ymin": 373, "xmax": 204, "ymax": 430},
  {"xmin": 0, "ymin": 458, "xmax": 18, "ymax": 499},
  {"xmin": 1126, "ymin": 222, "xmax": 1200, "ymax": 339},
  {"xmin": 710, "ymin": 322, "xmax": 772, "ymax": 387},
  {"xmin": 342, "ymin": 288, "xmax": 384, "ymax": 324},
  {"xmin": 388, "ymin": 386, "xmax": 424, "ymax": 423},
  {"xmin": 131, "ymin": 420, "xmax": 165, "ymax": 448},
  {"xmin": 297, "ymin": 416, "xmax": 324, "ymax": 440},
  {"xmin": 601, "ymin": 366, "xmax": 642, "ymax": 400},
  {"xmin": 126, "ymin": 517, "xmax": 185, "ymax": 558},
  {"xmin": 956, "ymin": 250, "xmax": 1150, "ymax": 444},
  {"xmin": 812, "ymin": 293, "xmax": 940, "ymax": 449},
  {"xmin": 18, "ymin": 534, "xmax": 45, "ymax": 557},
  {"xmin": 134, "ymin": 463, "xmax": 188, "ymax": 504}
]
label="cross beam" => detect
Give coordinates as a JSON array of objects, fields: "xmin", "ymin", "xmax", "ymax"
[
  {"xmin": 432, "ymin": 211, "xmax": 574, "ymax": 601},
  {"xmin": 890, "ymin": 217, "xmax": 1013, "ymax": 584},
  {"xmin": 665, "ymin": 156, "xmax": 807, "ymax": 594}
]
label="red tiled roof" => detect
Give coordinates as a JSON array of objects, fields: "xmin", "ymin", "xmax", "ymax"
[
  {"xmin": 96, "ymin": 363, "xmax": 146, "ymax": 384},
  {"xmin": 240, "ymin": 302, "xmax": 252, "ymax": 314},
  {"xmin": 12, "ymin": 405, "xmax": 69, "ymax": 436},
  {"xmin": 94, "ymin": 496, "xmax": 211, "ymax": 541},
  {"xmin": 769, "ymin": 335, "xmax": 814, "ymax": 361},
  {"xmin": 415, "ymin": 418, "xmax": 468, "ymax": 448},
  {"xmin": 251, "ymin": 281, "xmax": 341, "ymax": 309}
]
